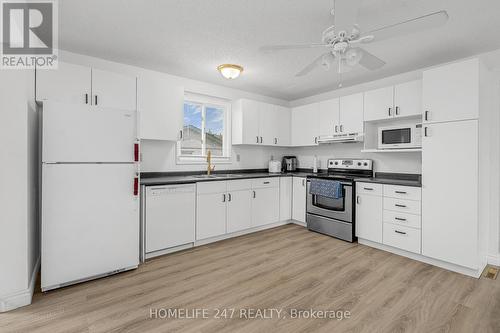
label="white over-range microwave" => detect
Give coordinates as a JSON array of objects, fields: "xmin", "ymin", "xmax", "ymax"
[{"xmin": 378, "ymin": 124, "xmax": 422, "ymax": 149}]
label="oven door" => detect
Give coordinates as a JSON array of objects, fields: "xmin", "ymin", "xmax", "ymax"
[{"xmin": 306, "ymin": 180, "xmax": 353, "ymax": 223}]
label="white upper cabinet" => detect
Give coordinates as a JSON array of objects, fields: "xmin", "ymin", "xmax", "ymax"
[
  {"xmin": 259, "ymin": 102, "xmax": 275, "ymax": 146},
  {"xmin": 318, "ymin": 98, "xmax": 340, "ymax": 137},
  {"xmin": 91, "ymin": 69, "xmax": 136, "ymax": 110},
  {"xmin": 232, "ymin": 99, "xmax": 289, "ymax": 146},
  {"xmin": 423, "ymin": 58, "xmax": 479, "ymax": 123},
  {"xmin": 274, "ymin": 105, "xmax": 291, "ymax": 146},
  {"xmin": 36, "ymin": 61, "xmax": 137, "ymax": 110},
  {"xmin": 364, "ymin": 80, "xmax": 422, "ymax": 121},
  {"xmin": 394, "ymin": 80, "xmax": 422, "ymax": 118},
  {"xmin": 291, "ymin": 103, "xmax": 319, "ymax": 146},
  {"xmin": 364, "ymin": 86, "xmax": 394, "ymax": 121},
  {"xmin": 339, "ymin": 93, "xmax": 364, "ymax": 134},
  {"xmin": 137, "ymin": 76, "xmax": 184, "ymax": 141},
  {"xmin": 36, "ymin": 61, "xmax": 92, "ymax": 105}
]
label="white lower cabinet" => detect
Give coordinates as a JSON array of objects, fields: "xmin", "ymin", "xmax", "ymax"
[
  {"xmin": 279, "ymin": 177, "xmax": 292, "ymax": 221},
  {"xmin": 292, "ymin": 177, "xmax": 307, "ymax": 223},
  {"xmin": 383, "ymin": 223, "xmax": 421, "ymax": 254},
  {"xmin": 227, "ymin": 189, "xmax": 252, "ymax": 233},
  {"xmin": 356, "ymin": 182, "xmax": 422, "ymax": 255},
  {"xmin": 196, "ymin": 185, "xmax": 227, "ymax": 240},
  {"xmin": 355, "ymin": 184, "xmax": 383, "ymax": 243},
  {"xmin": 196, "ymin": 178, "xmax": 282, "ymax": 241}
]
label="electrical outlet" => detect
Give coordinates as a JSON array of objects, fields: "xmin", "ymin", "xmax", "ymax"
[{"xmin": 270, "ymin": 155, "xmax": 274, "ymax": 160}]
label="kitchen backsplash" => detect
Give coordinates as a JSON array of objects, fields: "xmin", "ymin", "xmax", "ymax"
[{"xmin": 141, "ymin": 140, "xmax": 421, "ymax": 174}]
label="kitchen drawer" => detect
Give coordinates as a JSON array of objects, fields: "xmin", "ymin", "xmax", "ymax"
[
  {"xmin": 383, "ymin": 223, "xmax": 421, "ymax": 254},
  {"xmin": 227, "ymin": 179, "xmax": 252, "ymax": 191},
  {"xmin": 383, "ymin": 210, "xmax": 421, "ymax": 229},
  {"xmin": 356, "ymin": 182, "xmax": 383, "ymax": 196},
  {"xmin": 383, "ymin": 197, "xmax": 421, "ymax": 215},
  {"xmin": 196, "ymin": 181, "xmax": 227, "ymax": 194},
  {"xmin": 251, "ymin": 177, "xmax": 279, "ymax": 189},
  {"xmin": 384, "ymin": 185, "xmax": 421, "ymax": 201}
]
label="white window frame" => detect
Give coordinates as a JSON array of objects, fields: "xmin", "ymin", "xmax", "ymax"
[{"xmin": 176, "ymin": 93, "xmax": 231, "ymax": 164}]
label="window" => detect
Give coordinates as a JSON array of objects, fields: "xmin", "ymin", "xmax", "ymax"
[{"xmin": 177, "ymin": 94, "xmax": 230, "ymax": 163}]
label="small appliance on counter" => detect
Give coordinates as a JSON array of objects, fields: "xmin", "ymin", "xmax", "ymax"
[
  {"xmin": 268, "ymin": 160, "xmax": 282, "ymax": 173},
  {"xmin": 282, "ymin": 156, "xmax": 297, "ymax": 172}
]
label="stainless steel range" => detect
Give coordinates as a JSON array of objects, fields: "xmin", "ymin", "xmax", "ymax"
[{"xmin": 306, "ymin": 159, "xmax": 373, "ymax": 242}]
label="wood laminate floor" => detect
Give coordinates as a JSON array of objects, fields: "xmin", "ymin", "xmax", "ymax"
[{"xmin": 1, "ymin": 224, "xmax": 499, "ymax": 333}]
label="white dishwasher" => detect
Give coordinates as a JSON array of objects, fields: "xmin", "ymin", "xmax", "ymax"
[{"xmin": 145, "ymin": 184, "xmax": 195, "ymax": 258}]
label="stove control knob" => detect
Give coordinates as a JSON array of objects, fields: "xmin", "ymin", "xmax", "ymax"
[
  {"xmin": 357, "ymin": 162, "xmax": 362, "ymax": 166},
  {"xmin": 334, "ymin": 162, "xmax": 338, "ymax": 165},
  {"xmin": 364, "ymin": 162, "xmax": 368, "ymax": 166}
]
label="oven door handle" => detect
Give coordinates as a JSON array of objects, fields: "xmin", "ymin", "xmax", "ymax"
[{"xmin": 306, "ymin": 180, "xmax": 352, "ymax": 187}]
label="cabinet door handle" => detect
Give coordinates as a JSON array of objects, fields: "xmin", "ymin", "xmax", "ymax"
[
  {"xmin": 363, "ymin": 187, "xmax": 373, "ymax": 191},
  {"xmin": 356, "ymin": 196, "xmax": 360, "ymax": 204},
  {"xmin": 395, "ymin": 230, "xmax": 407, "ymax": 235},
  {"xmin": 424, "ymin": 110, "xmax": 430, "ymax": 121},
  {"xmin": 256, "ymin": 136, "xmax": 259, "ymax": 143},
  {"xmin": 222, "ymin": 194, "xmax": 226, "ymax": 202},
  {"xmin": 179, "ymin": 130, "xmax": 183, "ymax": 140},
  {"xmin": 395, "ymin": 191, "xmax": 407, "ymax": 194},
  {"xmin": 253, "ymin": 190, "xmax": 256, "ymax": 198},
  {"xmin": 388, "ymin": 107, "xmax": 392, "ymax": 117},
  {"xmin": 395, "ymin": 106, "xmax": 399, "ymax": 115},
  {"xmin": 228, "ymin": 193, "xmax": 231, "ymax": 202},
  {"xmin": 314, "ymin": 136, "xmax": 318, "ymax": 144},
  {"xmin": 94, "ymin": 95, "xmax": 98, "ymax": 106},
  {"xmin": 263, "ymin": 181, "xmax": 270, "ymax": 184},
  {"xmin": 274, "ymin": 138, "xmax": 277, "ymax": 144},
  {"xmin": 340, "ymin": 125, "xmax": 343, "ymax": 132},
  {"xmin": 395, "ymin": 217, "xmax": 407, "ymax": 222},
  {"xmin": 302, "ymin": 179, "xmax": 305, "ymax": 186},
  {"xmin": 85, "ymin": 93, "xmax": 89, "ymax": 104},
  {"xmin": 424, "ymin": 127, "xmax": 429, "ymax": 137},
  {"xmin": 334, "ymin": 125, "xmax": 338, "ymax": 133},
  {"xmin": 260, "ymin": 136, "xmax": 263, "ymax": 143},
  {"xmin": 395, "ymin": 204, "xmax": 407, "ymax": 208}
]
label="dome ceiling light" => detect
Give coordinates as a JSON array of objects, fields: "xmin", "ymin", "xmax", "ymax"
[{"xmin": 217, "ymin": 64, "xmax": 244, "ymax": 79}]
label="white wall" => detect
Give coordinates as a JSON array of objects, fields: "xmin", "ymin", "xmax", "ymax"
[{"xmin": 0, "ymin": 70, "xmax": 38, "ymax": 312}]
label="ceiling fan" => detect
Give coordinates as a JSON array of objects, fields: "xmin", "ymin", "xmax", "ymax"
[{"xmin": 260, "ymin": 0, "xmax": 449, "ymax": 78}]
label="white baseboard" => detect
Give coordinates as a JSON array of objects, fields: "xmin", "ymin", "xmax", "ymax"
[
  {"xmin": 0, "ymin": 256, "xmax": 40, "ymax": 312},
  {"xmin": 195, "ymin": 220, "xmax": 290, "ymax": 246},
  {"xmin": 358, "ymin": 239, "xmax": 485, "ymax": 278},
  {"xmin": 487, "ymin": 254, "xmax": 500, "ymax": 266},
  {"xmin": 290, "ymin": 220, "xmax": 307, "ymax": 227}
]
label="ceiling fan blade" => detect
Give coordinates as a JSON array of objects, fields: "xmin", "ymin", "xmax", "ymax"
[
  {"xmin": 260, "ymin": 43, "xmax": 330, "ymax": 52},
  {"xmin": 364, "ymin": 10, "xmax": 448, "ymax": 42},
  {"xmin": 353, "ymin": 48, "xmax": 385, "ymax": 70},
  {"xmin": 295, "ymin": 52, "xmax": 333, "ymax": 77}
]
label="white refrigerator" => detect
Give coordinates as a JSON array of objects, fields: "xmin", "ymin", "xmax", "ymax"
[{"xmin": 41, "ymin": 101, "xmax": 140, "ymax": 291}]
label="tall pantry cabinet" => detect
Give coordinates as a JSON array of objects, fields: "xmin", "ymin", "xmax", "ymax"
[{"xmin": 421, "ymin": 58, "xmax": 495, "ymax": 271}]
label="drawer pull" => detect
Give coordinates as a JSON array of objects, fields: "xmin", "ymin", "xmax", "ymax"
[
  {"xmin": 363, "ymin": 187, "xmax": 374, "ymax": 191},
  {"xmin": 263, "ymin": 181, "xmax": 270, "ymax": 184},
  {"xmin": 395, "ymin": 230, "xmax": 407, "ymax": 235},
  {"xmin": 395, "ymin": 217, "xmax": 407, "ymax": 222},
  {"xmin": 395, "ymin": 191, "xmax": 407, "ymax": 194},
  {"xmin": 395, "ymin": 204, "xmax": 407, "ymax": 208}
]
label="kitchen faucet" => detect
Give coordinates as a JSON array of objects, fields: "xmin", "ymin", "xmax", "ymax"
[{"xmin": 207, "ymin": 150, "xmax": 215, "ymax": 175}]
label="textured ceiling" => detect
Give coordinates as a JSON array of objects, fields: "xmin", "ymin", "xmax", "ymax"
[{"xmin": 59, "ymin": 0, "xmax": 500, "ymax": 100}]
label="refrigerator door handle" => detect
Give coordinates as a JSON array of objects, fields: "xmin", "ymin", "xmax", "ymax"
[
  {"xmin": 134, "ymin": 177, "xmax": 139, "ymax": 196},
  {"xmin": 134, "ymin": 143, "xmax": 139, "ymax": 162}
]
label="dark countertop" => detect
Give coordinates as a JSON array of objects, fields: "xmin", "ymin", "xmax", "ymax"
[
  {"xmin": 354, "ymin": 172, "xmax": 422, "ymax": 187},
  {"xmin": 140, "ymin": 169, "xmax": 317, "ymax": 186},
  {"xmin": 141, "ymin": 170, "xmax": 422, "ymax": 187}
]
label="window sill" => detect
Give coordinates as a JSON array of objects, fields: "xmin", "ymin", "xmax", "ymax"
[{"xmin": 176, "ymin": 156, "xmax": 232, "ymax": 165}]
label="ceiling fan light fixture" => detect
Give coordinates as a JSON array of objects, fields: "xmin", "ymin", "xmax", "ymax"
[{"xmin": 217, "ymin": 64, "xmax": 244, "ymax": 79}]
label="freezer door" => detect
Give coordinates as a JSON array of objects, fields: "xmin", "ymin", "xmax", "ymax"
[
  {"xmin": 42, "ymin": 163, "xmax": 139, "ymax": 290},
  {"xmin": 42, "ymin": 101, "xmax": 137, "ymax": 163}
]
